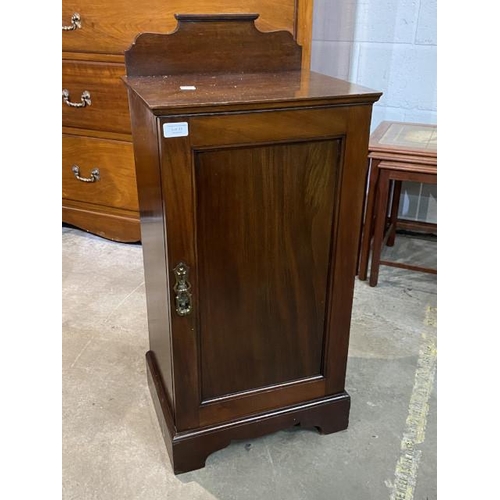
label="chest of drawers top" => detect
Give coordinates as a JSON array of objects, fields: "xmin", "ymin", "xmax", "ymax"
[{"xmin": 62, "ymin": 0, "xmax": 305, "ymax": 62}]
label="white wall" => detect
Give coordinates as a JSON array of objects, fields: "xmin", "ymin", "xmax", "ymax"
[
  {"xmin": 311, "ymin": 0, "xmax": 437, "ymax": 130},
  {"xmin": 311, "ymin": 0, "xmax": 437, "ymax": 222}
]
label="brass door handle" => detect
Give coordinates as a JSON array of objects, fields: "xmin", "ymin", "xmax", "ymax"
[
  {"xmin": 173, "ymin": 263, "xmax": 192, "ymax": 316},
  {"xmin": 62, "ymin": 13, "xmax": 82, "ymax": 31},
  {"xmin": 72, "ymin": 165, "xmax": 100, "ymax": 183},
  {"xmin": 62, "ymin": 89, "xmax": 91, "ymax": 108}
]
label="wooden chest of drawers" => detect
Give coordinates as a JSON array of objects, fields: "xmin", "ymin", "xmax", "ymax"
[{"xmin": 62, "ymin": 0, "xmax": 314, "ymax": 242}]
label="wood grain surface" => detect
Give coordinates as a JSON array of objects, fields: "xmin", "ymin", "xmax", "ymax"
[
  {"xmin": 196, "ymin": 139, "xmax": 340, "ymax": 399},
  {"xmin": 62, "ymin": 134, "xmax": 139, "ymax": 211},
  {"xmin": 123, "ymin": 13, "xmax": 382, "ymax": 472},
  {"xmin": 63, "ymin": 1, "xmax": 297, "ymax": 56},
  {"xmin": 125, "ymin": 14, "xmax": 301, "ymax": 76},
  {"xmin": 62, "ymin": 61, "xmax": 131, "ymax": 134}
]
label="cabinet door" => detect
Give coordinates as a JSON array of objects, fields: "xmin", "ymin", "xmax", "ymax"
[{"xmin": 160, "ymin": 107, "xmax": 369, "ymax": 430}]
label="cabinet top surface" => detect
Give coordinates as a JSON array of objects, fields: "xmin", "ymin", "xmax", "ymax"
[{"xmin": 122, "ymin": 70, "xmax": 382, "ymax": 113}]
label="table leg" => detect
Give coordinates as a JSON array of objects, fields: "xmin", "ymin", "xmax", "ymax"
[
  {"xmin": 387, "ymin": 180, "xmax": 402, "ymax": 247},
  {"xmin": 358, "ymin": 159, "xmax": 380, "ymax": 281},
  {"xmin": 369, "ymin": 169, "xmax": 391, "ymax": 287}
]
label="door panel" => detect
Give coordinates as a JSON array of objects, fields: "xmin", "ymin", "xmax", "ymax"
[
  {"xmin": 159, "ymin": 111, "xmax": 347, "ymax": 429},
  {"xmin": 195, "ymin": 140, "xmax": 340, "ymax": 400}
]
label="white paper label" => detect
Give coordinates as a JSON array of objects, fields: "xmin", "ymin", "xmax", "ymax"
[{"xmin": 163, "ymin": 122, "xmax": 189, "ymax": 138}]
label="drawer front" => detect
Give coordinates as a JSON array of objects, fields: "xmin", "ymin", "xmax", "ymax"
[
  {"xmin": 62, "ymin": 61, "xmax": 131, "ymax": 134},
  {"xmin": 62, "ymin": 135, "xmax": 139, "ymax": 211},
  {"xmin": 62, "ymin": 1, "xmax": 296, "ymax": 55}
]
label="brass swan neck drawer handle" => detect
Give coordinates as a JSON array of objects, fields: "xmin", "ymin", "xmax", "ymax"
[
  {"xmin": 62, "ymin": 13, "xmax": 82, "ymax": 31},
  {"xmin": 72, "ymin": 165, "xmax": 100, "ymax": 183},
  {"xmin": 62, "ymin": 89, "xmax": 91, "ymax": 108},
  {"xmin": 173, "ymin": 262, "xmax": 192, "ymax": 316}
]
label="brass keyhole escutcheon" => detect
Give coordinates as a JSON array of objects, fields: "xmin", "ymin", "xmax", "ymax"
[{"xmin": 173, "ymin": 262, "xmax": 192, "ymax": 316}]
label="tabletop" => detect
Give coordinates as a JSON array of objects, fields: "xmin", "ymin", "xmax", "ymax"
[{"xmin": 369, "ymin": 121, "xmax": 437, "ymax": 158}]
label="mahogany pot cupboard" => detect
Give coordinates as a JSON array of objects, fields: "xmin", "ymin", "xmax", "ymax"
[
  {"xmin": 123, "ymin": 15, "xmax": 381, "ymax": 473},
  {"xmin": 62, "ymin": 0, "xmax": 314, "ymax": 242}
]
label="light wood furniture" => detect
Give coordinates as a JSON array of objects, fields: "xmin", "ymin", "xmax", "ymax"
[
  {"xmin": 62, "ymin": 0, "xmax": 314, "ymax": 242},
  {"xmin": 358, "ymin": 121, "xmax": 437, "ymax": 287},
  {"xmin": 123, "ymin": 15, "xmax": 381, "ymax": 473}
]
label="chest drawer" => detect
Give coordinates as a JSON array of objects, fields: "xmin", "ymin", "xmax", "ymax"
[
  {"xmin": 62, "ymin": 134, "xmax": 139, "ymax": 211},
  {"xmin": 62, "ymin": 0, "xmax": 295, "ymax": 55},
  {"xmin": 62, "ymin": 61, "xmax": 131, "ymax": 134}
]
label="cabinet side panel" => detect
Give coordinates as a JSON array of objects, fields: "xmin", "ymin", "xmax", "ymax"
[
  {"xmin": 195, "ymin": 139, "xmax": 341, "ymax": 400},
  {"xmin": 127, "ymin": 90, "xmax": 174, "ymax": 407}
]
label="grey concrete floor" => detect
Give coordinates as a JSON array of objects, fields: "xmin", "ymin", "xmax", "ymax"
[{"xmin": 62, "ymin": 226, "xmax": 437, "ymax": 500}]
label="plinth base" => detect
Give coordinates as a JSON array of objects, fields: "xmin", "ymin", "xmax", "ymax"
[{"xmin": 146, "ymin": 351, "xmax": 351, "ymax": 474}]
